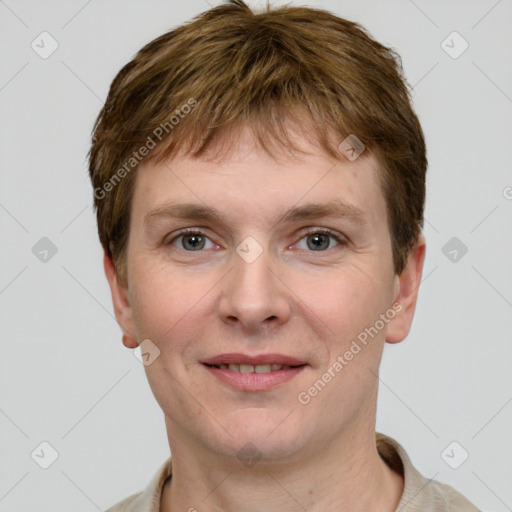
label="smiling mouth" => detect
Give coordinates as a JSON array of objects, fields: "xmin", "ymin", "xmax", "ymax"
[
  {"xmin": 204, "ymin": 363, "xmax": 301, "ymax": 373},
  {"xmin": 201, "ymin": 353, "xmax": 308, "ymax": 390}
]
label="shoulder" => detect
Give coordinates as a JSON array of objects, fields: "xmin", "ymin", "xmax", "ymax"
[
  {"xmin": 104, "ymin": 491, "xmax": 143, "ymax": 512},
  {"xmin": 104, "ymin": 456, "xmax": 173, "ymax": 512},
  {"xmin": 376, "ymin": 433, "xmax": 481, "ymax": 511},
  {"xmin": 421, "ymin": 479, "xmax": 481, "ymax": 511}
]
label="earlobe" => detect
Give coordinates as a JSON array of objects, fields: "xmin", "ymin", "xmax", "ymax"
[
  {"xmin": 122, "ymin": 333, "xmax": 139, "ymax": 349},
  {"xmin": 385, "ymin": 235, "xmax": 426, "ymax": 344},
  {"xmin": 103, "ymin": 251, "xmax": 139, "ymax": 348}
]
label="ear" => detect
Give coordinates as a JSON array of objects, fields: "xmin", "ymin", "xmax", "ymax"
[
  {"xmin": 385, "ymin": 234, "xmax": 426, "ymax": 344},
  {"xmin": 103, "ymin": 251, "xmax": 139, "ymax": 349}
]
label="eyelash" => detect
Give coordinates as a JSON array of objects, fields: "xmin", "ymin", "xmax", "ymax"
[{"xmin": 164, "ymin": 227, "xmax": 349, "ymax": 251}]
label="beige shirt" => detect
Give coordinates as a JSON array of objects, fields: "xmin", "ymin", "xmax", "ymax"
[{"xmin": 106, "ymin": 433, "xmax": 480, "ymax": 511}]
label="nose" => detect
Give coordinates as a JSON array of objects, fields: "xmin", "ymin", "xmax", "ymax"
[{"xmin": 218, "ymin": 244, "xmax": 292, "ymax": 335}]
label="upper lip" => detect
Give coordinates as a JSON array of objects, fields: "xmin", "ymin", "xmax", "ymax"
[{"xmin": 202, "ymin": 353, "xmax": 307, "ymax": 366}]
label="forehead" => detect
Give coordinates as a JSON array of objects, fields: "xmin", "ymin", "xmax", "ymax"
[{"xmin": 131, "ymin": 125, "xmax": 386, "ymax": 229}]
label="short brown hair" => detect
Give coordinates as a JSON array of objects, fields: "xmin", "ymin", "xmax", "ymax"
[{"xmin": 88, "ymin": 0, "xmax": 427, "ymax": 286}]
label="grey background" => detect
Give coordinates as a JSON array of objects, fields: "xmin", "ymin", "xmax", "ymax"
[{"xmin": 0, "ymin": 0, "xmax": 511, "ymax": 510}]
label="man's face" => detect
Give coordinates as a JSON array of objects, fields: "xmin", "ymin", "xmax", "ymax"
[{"xmin": 114, "ymin": 127, "xmax": 411, "ymax": 461}]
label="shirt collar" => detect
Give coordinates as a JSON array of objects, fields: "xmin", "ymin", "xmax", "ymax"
[{"xmin": 119, "ymin": 433, "xmax": 474, "ymax": 512}]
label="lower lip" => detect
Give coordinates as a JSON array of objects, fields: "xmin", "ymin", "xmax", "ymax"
[{"xmin": 203, "ymin": 364, "xmax": 307, "ymax": 391}]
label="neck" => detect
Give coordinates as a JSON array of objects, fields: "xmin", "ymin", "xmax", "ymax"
[{"xmin": 160, "ymin": 424, "xmax": 403, "ymax": 512}]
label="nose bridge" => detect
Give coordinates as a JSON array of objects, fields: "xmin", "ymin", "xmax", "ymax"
[{"xmin": 218, "ymin": 236, "xmax": 291, "ymax": 330}]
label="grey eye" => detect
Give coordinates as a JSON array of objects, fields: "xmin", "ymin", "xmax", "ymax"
[
  {"xmin": 306, "ymin": 233, "xmax": 331, "ymax": 250},
  {"xmin": 182, "ymin": 233, "xmax": 205, "ymax": 250},
  {"xmin": 171, "ymin": 232, "xmax": 215, "ymax": 251},
  {"xmin": 296, "ymin": 232, "xmax": 342, "ymax": 251}
]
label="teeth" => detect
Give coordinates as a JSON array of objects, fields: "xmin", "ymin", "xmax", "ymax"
[
  {"xmin": 215, "ymin": 363, "xmax": 291, "ymax": 373},
  {"xmin": 239, "ymin": 364, "xmax": 254, "ymax": 373},
  {"xmin": 255, "ymin": 364, "xmax": 271, "ymax": 374}
]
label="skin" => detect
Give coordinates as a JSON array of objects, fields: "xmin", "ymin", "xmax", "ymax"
[{"xmin": 105, "ymin": 126, "xmax": 425, "ymax": 512}]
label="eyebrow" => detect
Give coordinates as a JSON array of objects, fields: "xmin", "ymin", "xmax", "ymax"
[{"xmin": 143, "ymin": 200, "xmax": 367, "ymax": 228}]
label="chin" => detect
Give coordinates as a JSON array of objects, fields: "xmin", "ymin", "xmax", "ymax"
[{"xmin": 211, "ymin": 407, "xmax": 307, "ymax": 461}]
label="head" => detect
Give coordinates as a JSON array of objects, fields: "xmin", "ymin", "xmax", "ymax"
[{"xmin": 89, "ymin": 0, "xmax": 426, "ymax": 462}]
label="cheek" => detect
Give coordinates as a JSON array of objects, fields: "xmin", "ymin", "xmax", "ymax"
[
  {"xmin": 129, "ymin": 261, "xmax": 206, "ymax": 343},
  {"xmin": 299, "ymin": 264, "xmax": 391, "ymax": 339}
]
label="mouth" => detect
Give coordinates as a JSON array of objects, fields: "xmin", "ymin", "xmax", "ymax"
[
  {"xmin": 201, "ymin": 353, "xmax": 308, "ymax": 391},
  {"xmin": 204, "ymin": 363, "xmax": 298, "ymax": 373}
]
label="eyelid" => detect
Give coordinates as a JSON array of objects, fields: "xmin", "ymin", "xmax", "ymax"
[
  {"xmin": 164, "ymin": 227, "xmax": 217, "ymax": 247},
  {"xmin": 297, "ymin": 227, "xmax": 349, "ymax": 245}
]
